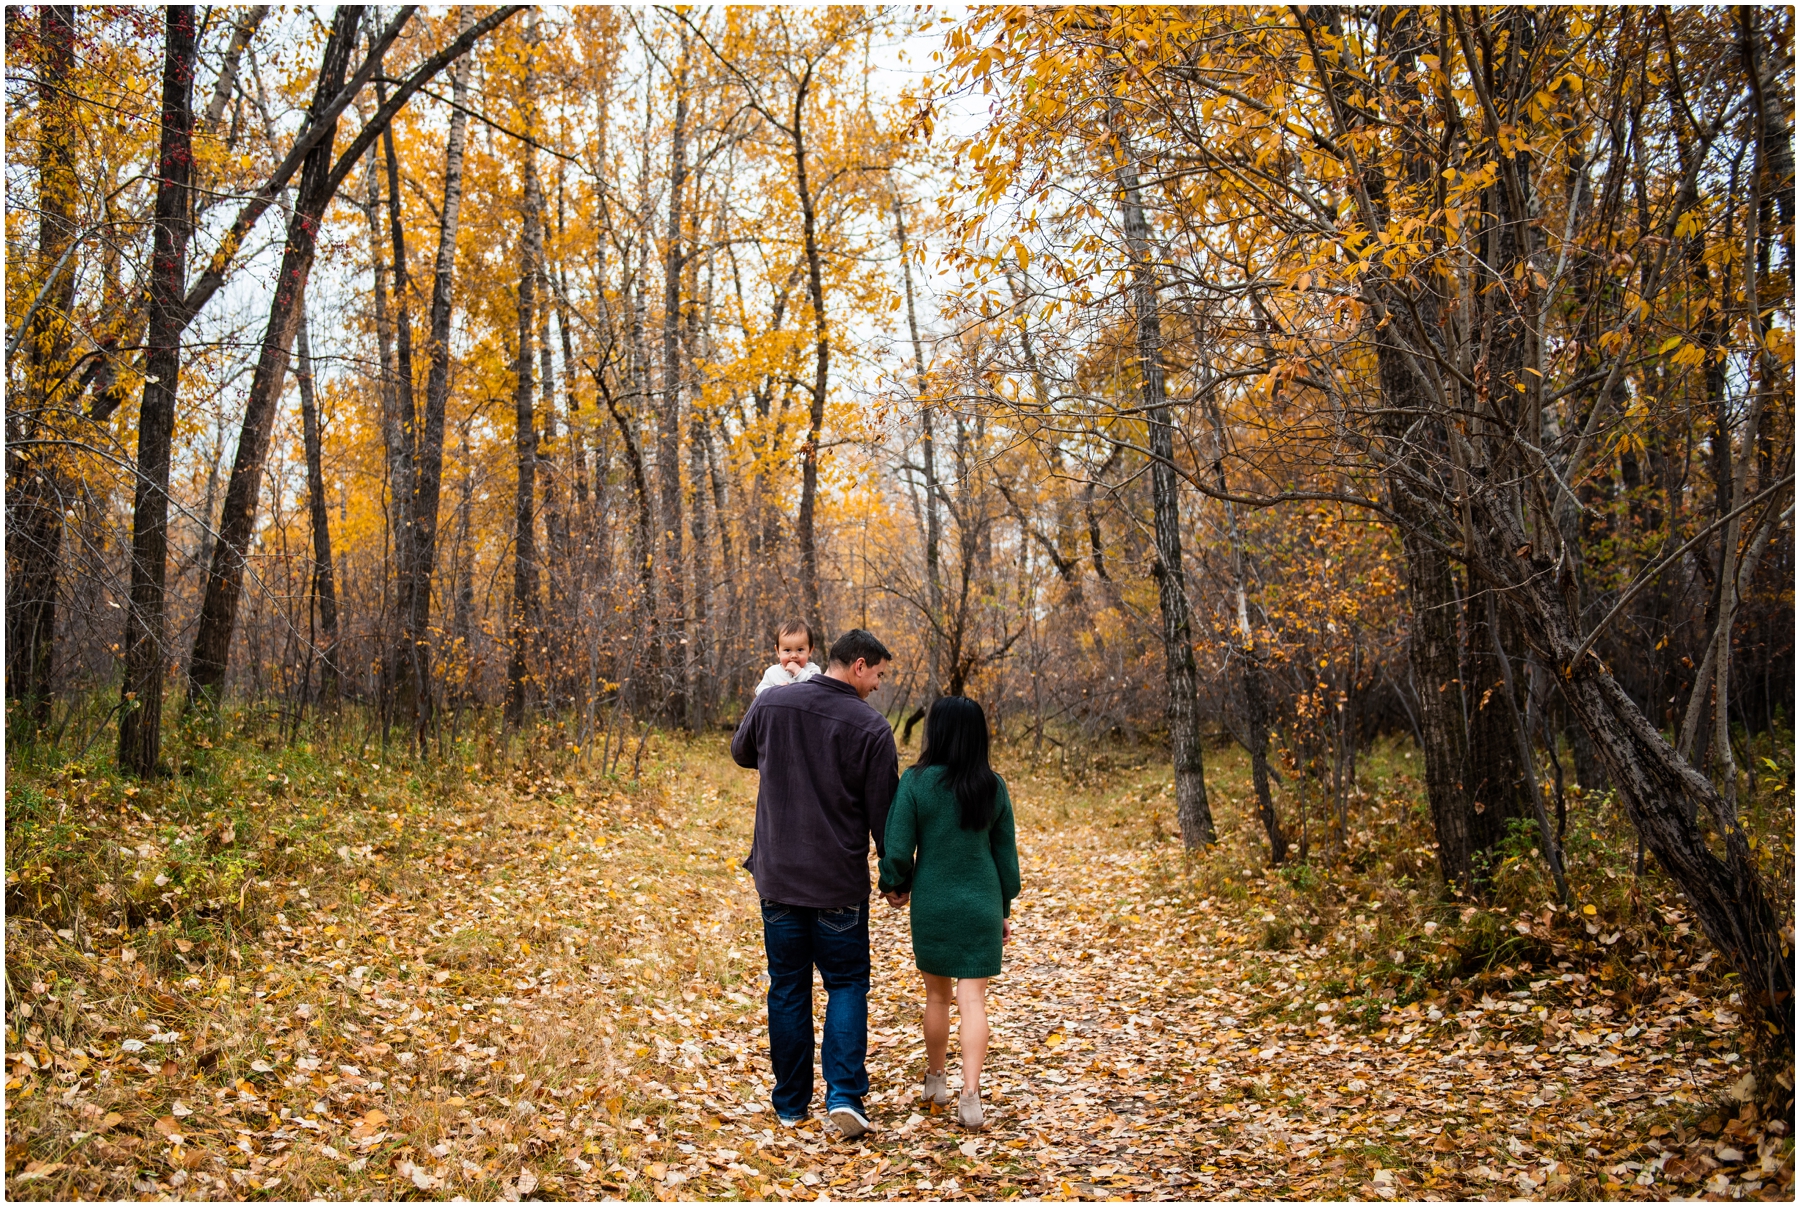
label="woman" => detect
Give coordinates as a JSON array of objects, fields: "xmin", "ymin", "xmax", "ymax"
[{"xmin": 879, "ymin": 695, "xmax": 1021, "ymax": 1129}]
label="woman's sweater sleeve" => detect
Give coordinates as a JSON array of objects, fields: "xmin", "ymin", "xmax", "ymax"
[
  {"xmin": 991, "ymin": 779, "xmax": 1022, "ymax": 917},
  {"xmin": 878, "ymin": 773, "xmax": 918, "ymax": 894}
]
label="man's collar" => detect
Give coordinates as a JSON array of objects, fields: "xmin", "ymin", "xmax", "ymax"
[{"xmin": 815, "ymin": 672, "xmax": 856, "ymax": 694}]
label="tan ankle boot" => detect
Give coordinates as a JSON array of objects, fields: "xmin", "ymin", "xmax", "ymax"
[
  {"xmin": 957, "ymin": 1090, "xmax": 985, "ymax": 1130},
  {"xmin": 923, "ymin": 1071, "xmax": 951, "ymax": 1105}
]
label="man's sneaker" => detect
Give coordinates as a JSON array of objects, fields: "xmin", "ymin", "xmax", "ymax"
[
  {"xmin": 777, "ymin": 1115, "xmax": 807, "ymax": 1128},
  {"xmin": 827, "ymin": 1103, "xmax": 870, "ymax": 1139}
]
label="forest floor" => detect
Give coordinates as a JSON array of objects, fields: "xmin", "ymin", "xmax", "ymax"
[{"xmin": 5, "ymin": 721, "xmax": 1794, "ymax": 1202}]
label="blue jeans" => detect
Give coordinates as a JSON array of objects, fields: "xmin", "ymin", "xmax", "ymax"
[{"xmin": 760, "ymin": 899, "xmax": 869, "ymax": 1119}]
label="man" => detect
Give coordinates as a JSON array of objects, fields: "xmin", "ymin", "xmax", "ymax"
[{"xmin": 731, "ymin": 628, "xmax": 899, "ymax": 1138}]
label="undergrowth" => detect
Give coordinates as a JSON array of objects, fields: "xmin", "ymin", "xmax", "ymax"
[
  {"xmin": 4, "ymin": 700, "xmax": 652, "ymax": 985},
  {"xmin": 1017, "ymin": 726, "xmax": 1793, "ymax": 1082}
]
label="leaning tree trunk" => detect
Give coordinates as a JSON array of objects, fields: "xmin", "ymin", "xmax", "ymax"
[
  {"xmin": 1467, "ymin": 482, "xmax": 1795, "ymax": 1062},
  {"xmin": 186, "ymin": 8, "xmax": 363, "ymax": 708},
  {"xmin": 118, "ymin": 6, "xmax": 197, "ymax": 775},
  {"xmin": 392, "ymin": 18, "xmax": 470, "ymax": 745},
  {"xmin": 1112, "ymin": 98, "xmax": 1214, "ymax": 847}
]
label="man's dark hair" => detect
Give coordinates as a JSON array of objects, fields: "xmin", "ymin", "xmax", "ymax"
[
  {"xmin": 828, "ymin": 628, "xmax": 893, "ymax": 669},
  {"xmin": 776, "ymin": 618, "xmax": 816, "ymax": 648}
]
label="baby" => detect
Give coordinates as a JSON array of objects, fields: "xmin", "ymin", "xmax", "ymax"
[{"xmin": 755, "ymin": 619, "xmax": 822, "ymax": 696}]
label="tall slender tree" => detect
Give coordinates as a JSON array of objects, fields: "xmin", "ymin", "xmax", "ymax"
[
  {"xmin": 506, "ymin": 59, "xmax": 546, "ymax": 728},
  {"xmin": 1111, "ymin": 96, "xmax": 1214, "ymax": 848},
  {"xmin": 393, "ymin": 12, "xmax": 473, "ymax": 744},
  {"xmin": 294, "ymin": 309, "xmax": 339, "ymax": 702},
  {"xmin": 117, "ymin": 6, "xmax": 198, "ymax": 774}
]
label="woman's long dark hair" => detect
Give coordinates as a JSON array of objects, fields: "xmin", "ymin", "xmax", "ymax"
[{"xmin": 914, "ymin": 695, "xmax": 999, "ymax": 831}]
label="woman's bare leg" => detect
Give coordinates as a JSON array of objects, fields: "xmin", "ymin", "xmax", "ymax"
[
  {"xmin": 923, "ymin": 973, "xmax": 954, "ymax": 1076},
  {"xmin": 955, "ymin": 976, "xmax": 989, "ymax": 1095}
]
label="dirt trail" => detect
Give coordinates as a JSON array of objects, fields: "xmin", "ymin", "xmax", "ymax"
[{"xmin": 6, "ymin": 740, "xmax": 1782, "ymax": 1201}]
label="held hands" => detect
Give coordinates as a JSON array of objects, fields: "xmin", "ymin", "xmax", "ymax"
[{"xmin": 882, "ymin": 890, "xmax": 910, "ymax": 909}]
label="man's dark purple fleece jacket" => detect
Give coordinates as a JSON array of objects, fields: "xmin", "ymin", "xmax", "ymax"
[{"xmin": 731, "ymin": 674, "xmax": 900, "ymax": 908}]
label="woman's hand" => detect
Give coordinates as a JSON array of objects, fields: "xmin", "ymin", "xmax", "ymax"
[{"xmin": 1002, "ymin": 918, "xmax": 1012, "ymax": 944}]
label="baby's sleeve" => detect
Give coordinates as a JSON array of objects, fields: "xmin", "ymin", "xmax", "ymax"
[{"xmin": 754, "ymin": 664, "xmax": 791, "ymax": 696}]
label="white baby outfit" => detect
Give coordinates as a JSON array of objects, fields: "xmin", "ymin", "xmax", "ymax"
[{"xmin": 755, "ymin": 661, "xmax": 821, "ymax": 696}]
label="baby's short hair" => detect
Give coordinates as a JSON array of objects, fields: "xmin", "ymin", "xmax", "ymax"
[{"xmin": 776, "ymin": 618, "xmax": 816, "ymax": 648}]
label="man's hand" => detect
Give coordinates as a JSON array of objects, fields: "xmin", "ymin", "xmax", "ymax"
[
  {"xmin": 882, "ymin": 890, "xmax": 910, "ymax": 909},
  {"xmin": 1002, "ymin": 918, "xmax": 1013, "ymax": 944}
]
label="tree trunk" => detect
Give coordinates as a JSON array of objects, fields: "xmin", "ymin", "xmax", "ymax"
[
  {"xmin": 1205, "ymin": 394, "xmax": 1285, "ymax": 862},
  {"xmin": 602, "ymin": 373, "xmax": 658, "ymax": 704},
  {"xmin": 7, "ymin": 5, "xmax": 78, "ymax": 728},
  {"xmin": 539, "ymin": 265, "xmax": 572, "ymax": 709},
  {"xmin": 195, "ymin": 415, "xmax": 223, "ymax": 579},
  {"xmin": 792, "ymin": 91, "xmax": 829, "ymax": 638},
  {"xmin": 704, "ymin": 417, "xmax": 736, "ymax": 695},
  {"xmin": 393, "ymin": 18, "xmax": 470, "ymax": 743},
  {"xmin": 506, "ymin": 136, "xmax": 544, "ymax": 728},
  {"xmin": 186, "ymin": 8, "xmax": 364, "ymax": 708},
  {"xmin": 554, "ymin": 165, "xmax": 591, "ymax": 541},
  {"xmin": 627, "ymin": 261, "xmax": 663, "ymax": 706},
  {"xmin": 1462, "ymin": 578, "xmax": 1534, "ymax": 853},
  {"xmin": 449, "ymin": 436, "xmax": 477, "ymax": 701},
  {"xmin": 118, "ymin": 6, "xmax": 197, "ymax": 775},
  {"xmin": 1359, "ymin": 6, "xmax": 1495, "ymax": 893},
  {"xmin": 379, "ymin": 82, "xmax": 420, "ymax": 724},
  {"xmin": 895, "ymin": 196, "xmax": 942, "ymax": 707},
  {"xmin": 1111, "ymin": 98, "xmax": 1213, "ymax": 847},
  {"xmin": 201, "ymin": 7, "xmax": 267, "ymax": 128},
  {"xmin": 362, "ymin": 135, "xmax": 399, "ymax": 601},
  {"xmin": 294, "ymin": 308, "xmax": 339, "ymax": 702},
  {"xmin": 658, "ymin": 34, "xmax": 690, "ymax": 719},
  {"xmin": 686, "ymin": 401, "xmax": 712, "ymax": 728}
]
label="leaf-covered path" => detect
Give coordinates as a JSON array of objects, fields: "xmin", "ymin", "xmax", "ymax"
[{"xmin": 6, "ymin": 739, "xmax": 1788, "ymax": 1201}]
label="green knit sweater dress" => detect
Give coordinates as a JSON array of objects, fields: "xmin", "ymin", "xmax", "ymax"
[{"xmin": 878, "ymin": 765, "xmax": 1022, "ymax": 979}]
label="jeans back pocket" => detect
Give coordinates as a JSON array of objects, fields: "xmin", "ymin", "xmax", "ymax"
[{"xmin": 819, "ymin": 903, "xmax": 862, "ymax": 933}]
